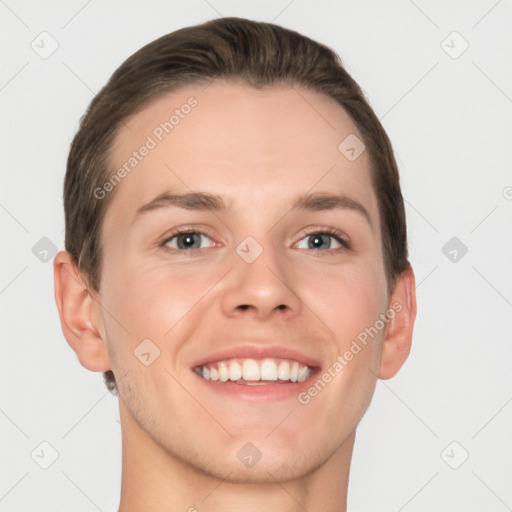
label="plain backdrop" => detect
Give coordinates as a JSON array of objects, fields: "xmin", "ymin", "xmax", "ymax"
[{"xmin": 1, "ymin": 1, "xmax": 511, "ymax": 511}]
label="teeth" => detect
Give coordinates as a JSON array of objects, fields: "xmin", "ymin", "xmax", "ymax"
[
  {"xmin": 242, "ymin": 359, "xmax": 260, "ymax": 381},
  {"xmin": 277, "ymin": 361, "xmax": 290, "ymax": 380},
  {"xmin": 210, "ymin": 366, "xmax": 219, "ymax": 380},
  {"xmin": 229, "ymin": 361, "xmax": 242, "ymax": 381},
  {"xmin": 198, "ymin": 358, "xmax": 312, "ymax": 384},
  {"xmin": 290, "ymin": 361, "xmax": 299, "ymax": 383},
  {"xmin": 261, "ymin": 359, "xmax": 278, "ymax": 380},
  {"xmin": 218, "ymin": 361, "xmax": 230, "ymax": 382},
  {"xmin": 298, "ymin": 365, "xmax": 309, "ymax": 382}
]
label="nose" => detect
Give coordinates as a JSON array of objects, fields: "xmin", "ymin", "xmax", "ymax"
[{"xmin": 220, "ymin": 237, "xmax": 303, "ymax": 321}]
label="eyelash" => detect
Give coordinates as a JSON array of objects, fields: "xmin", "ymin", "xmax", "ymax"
[{"xmin": 159, "ymin": 227, "xmax": 351, "ymax": 253}]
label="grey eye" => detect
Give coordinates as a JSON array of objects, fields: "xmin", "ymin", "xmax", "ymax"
[
  {"xmin": 296, "ymin": 233, "xmax": 344, "ymax": 250},
  {"xmin": 165, "ymin": 232, "xmax": 212, "ymax": 250}
]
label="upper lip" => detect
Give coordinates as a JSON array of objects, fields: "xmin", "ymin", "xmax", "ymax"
[{"xmin": 190, "ymin": 343, "xmax": 322, "ymax": 370}]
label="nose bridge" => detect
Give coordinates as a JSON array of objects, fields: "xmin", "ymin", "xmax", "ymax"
[{"xmin": 220, "ymin": 232, "xmax": 302, "ymax": 319}]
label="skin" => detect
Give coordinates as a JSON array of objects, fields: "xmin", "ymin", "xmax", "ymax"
[{"xmin": 54, "ymin": 81, "xmax": 417, "ymax": 512}]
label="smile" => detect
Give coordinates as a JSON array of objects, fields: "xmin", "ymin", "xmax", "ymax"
[{"xmin": 194, "ymin": 357, "xmax": 313, "ymax": 385}]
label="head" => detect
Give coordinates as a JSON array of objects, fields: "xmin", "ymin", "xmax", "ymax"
[{"xmin": 55, "ymin": 17, "xmax": 416, "ymax": 483}]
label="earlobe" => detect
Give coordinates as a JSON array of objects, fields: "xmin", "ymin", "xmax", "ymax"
[
  {"xmin": 378, "ymin": 265, "xmax": 417, "ymax": 380},
  {"xmin": 53, "ymin": 251, "xmax": 111, "ymax": 373}
]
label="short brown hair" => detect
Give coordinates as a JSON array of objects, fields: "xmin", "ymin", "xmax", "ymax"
[{"xmin": 64, "ymin": 17, "xmax": 410, "ymax": 395}]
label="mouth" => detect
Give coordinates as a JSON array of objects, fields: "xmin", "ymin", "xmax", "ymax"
[
  {"xmin": 194, "ymin": 357, "xmax": 315, "ymax": 385},
  {"xmin": 190, "ymin": 344, "xmax": 322, "ymax": 402}
]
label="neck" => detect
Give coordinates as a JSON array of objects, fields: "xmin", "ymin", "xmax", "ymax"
[{"xmin": 117, "ymin": 399, "xmax": 353, "ymax": 512}]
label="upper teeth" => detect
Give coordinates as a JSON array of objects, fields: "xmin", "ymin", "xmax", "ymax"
[{"xmin": 197, "ymin": 358, "xmax": 312, "ymax": 383}]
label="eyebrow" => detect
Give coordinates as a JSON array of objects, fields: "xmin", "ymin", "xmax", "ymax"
[{"xmin": 131, "ymin": 191, "xmax": 373, "ymax": 229}]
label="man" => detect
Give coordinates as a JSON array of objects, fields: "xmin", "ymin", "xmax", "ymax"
[{"xmin": 54, "ymin": 17, "xmax": 416, "ymax": 511}]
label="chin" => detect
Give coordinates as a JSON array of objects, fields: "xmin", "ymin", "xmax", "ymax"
[{"xmin": 189, "ymin": 436, "xmax": 331, "ymax": 484}]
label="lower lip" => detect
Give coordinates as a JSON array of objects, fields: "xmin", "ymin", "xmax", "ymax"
[{"xmin": 193, "ymin": 371, "xmax": 318, "ymax": 402}]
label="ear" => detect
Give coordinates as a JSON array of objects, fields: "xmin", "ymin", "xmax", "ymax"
[
  {"xmin": 378, "ymin": 265, "xmax": 417, "ymax": 379},
  {"xmin": 53, "ymin": 250, "xmax": 111, "ymax": 372}
]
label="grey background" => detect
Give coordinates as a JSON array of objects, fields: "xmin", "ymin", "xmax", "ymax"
[{"xmin": 1, "ymin": 0, "xmax": 511, "ymax": 510}]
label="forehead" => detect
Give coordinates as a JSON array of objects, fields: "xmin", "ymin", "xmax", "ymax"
[{"xmin": 104, "ymin": 80, "xmax": 378, "ymax": 229}]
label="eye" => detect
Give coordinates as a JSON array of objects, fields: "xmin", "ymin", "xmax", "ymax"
[
  {"xmin": 159, "ymin": 227, "xmax": 350, "ymax": 253},
  {"xmin": 162, "ymin": 230, "xmax": 214, "ymax": 250},
  {"xmin": 296, "ymin": 229, "xmax": 350, "ymax": 251}
]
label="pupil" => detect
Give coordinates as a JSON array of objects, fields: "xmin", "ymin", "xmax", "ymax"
[
  {"xmin": 310, "ymin": 234, "xmax": 329, "ymax": 249},
  {"xmin": 178, "ymin": 233, "xmax": 199, "ymax": 249}
]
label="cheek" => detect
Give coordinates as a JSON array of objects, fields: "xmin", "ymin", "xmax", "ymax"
[
  {"xmin": 306, "ymin": 267, "xmax": 385, "ymax": 389},
  {"xmin": 305, "ymin": 261, "xmax": 387, "ymax": 341},
  {"xmin": 100, "ymin": 257, "xmax": 221, "ymax": 343}
]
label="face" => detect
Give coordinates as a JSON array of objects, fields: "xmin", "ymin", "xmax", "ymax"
[{"xmin": 96, "ymin": 81, "xmax": 391, "ymax": 482}]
